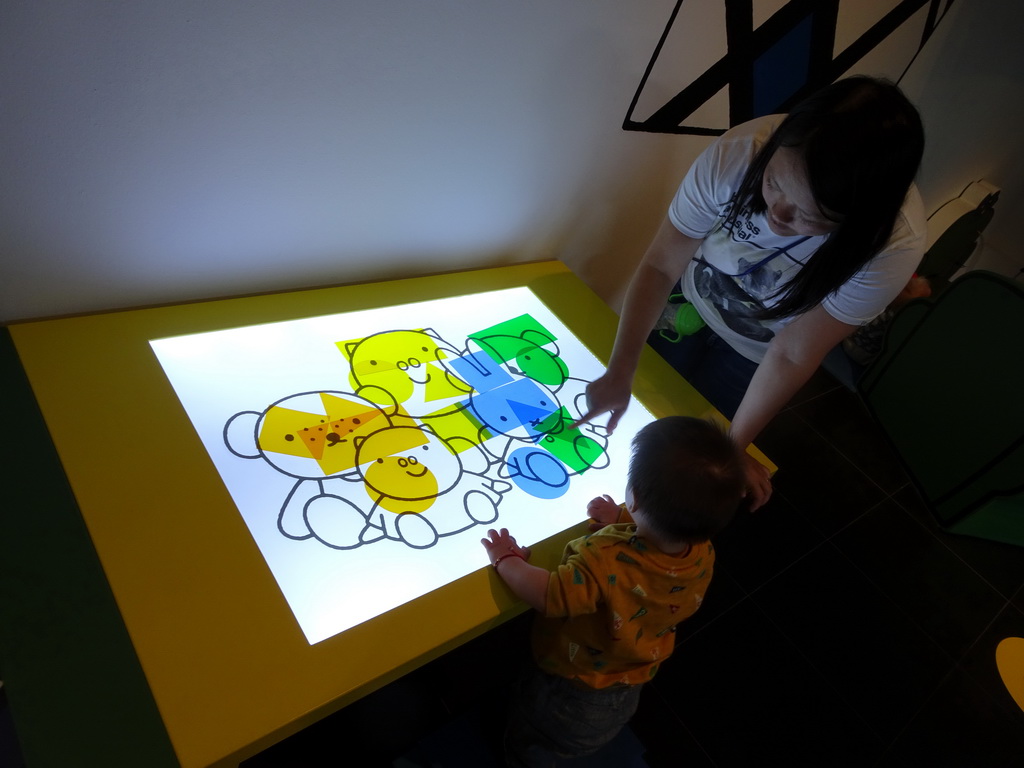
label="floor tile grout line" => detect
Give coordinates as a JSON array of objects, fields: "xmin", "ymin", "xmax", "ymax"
[
  {"xmin": 677, "ymin": 588, "xmax": 753, "ymax": 642},
  {"xmin": 787, "ymin": 405, "xmax": 904, "ymax": 501},
  {"xmin": 685, "ymin": 518, "xmax": 837, "ymax": 642},
  {"xmin": 732, "ymin": 535, "xmax": 832, "ymax": 599},
  {"xmin": 781, "ymin": 371, "xmax": 843, "ymax": 411},
  {"xmin": 888, "ymin": 482, "xmax": 1024, "ymax": 604},
  {"xmin": 1012, "ymin": 582, "xmax": 1024, "ymax": 605},
  {"xmin": 642, "ymin": 681, "xmax": 719, "ymax": 768},
  {"xmin": 742, "ymin": 584, "xmax": 887, "ymax": 745},
  {"xmin": 814, "ymin": 488, "xmax": 879, "ymax": 544},
  {"xmin": 875, "ymin": 662, "xmax": 964, "ymax": 762},
  {"xmin": 822, "ymin": 497, "xmax": 972, "ymax": 669}
]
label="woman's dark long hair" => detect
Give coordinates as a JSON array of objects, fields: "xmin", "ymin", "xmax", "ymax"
[{"xmin": 725, "ymin": 76, "xmax": 925, "ymax": 320}]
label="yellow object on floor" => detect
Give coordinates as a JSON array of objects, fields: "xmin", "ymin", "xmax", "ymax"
[{"xmin": 996, "ymin": 637, "xmax": 1024, "ymax": 713}]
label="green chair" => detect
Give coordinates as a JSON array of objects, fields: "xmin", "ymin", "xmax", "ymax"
[{"xmin": 857, "ymin": 270, "xmax": 1024, "ymax": 546}]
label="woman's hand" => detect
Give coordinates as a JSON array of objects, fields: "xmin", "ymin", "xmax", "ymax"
[
  {"xmin": 586, "ymin": 494, "xmax": 622, "ymax": 531},
  {"xmin": 740, "ymin": 453, "xmax": 773, "ymax": 511},
  {"xmin": 728, "ymin": 305, "xmax": 856, "ymax": 513},
  {"xmin": 574, "ymin": 219, "xmax": 702, "ymax": 435},
  {"xmin": 573, "ymin": 374, "xmax": 633, "ymax": 435}
]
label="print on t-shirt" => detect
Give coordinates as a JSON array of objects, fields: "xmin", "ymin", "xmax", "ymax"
[{"xmin": 692, "ymin": 201, "xmax": 810, "ymax": 343}]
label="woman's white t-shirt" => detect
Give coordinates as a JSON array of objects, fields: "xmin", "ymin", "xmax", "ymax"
[{"xmin": 669, "ymin": 114, "xmax": 926, "ymax": 363}]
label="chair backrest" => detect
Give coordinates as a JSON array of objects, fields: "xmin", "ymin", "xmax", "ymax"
[{"xmin": 858, "ymin": 270, "xmax": 1024, "ymax": 528}]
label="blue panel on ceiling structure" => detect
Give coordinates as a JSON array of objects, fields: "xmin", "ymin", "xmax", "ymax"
[{"xmin": 753, "ymin": 14, "xmax": 813, "ymax": 117}]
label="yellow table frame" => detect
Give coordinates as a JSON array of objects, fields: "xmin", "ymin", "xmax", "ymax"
[{"xmin": 5, "ymin": 261, "xmax": 772, "ymax": 767}]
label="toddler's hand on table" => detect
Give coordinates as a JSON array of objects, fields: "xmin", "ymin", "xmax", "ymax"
[
  {"xmin": 481, "ymin": 528, "xmax": 531, "ymax": 565},
  {"xmin": 587, "ymin": 494, "xmax": 621, "ymax": 531}
]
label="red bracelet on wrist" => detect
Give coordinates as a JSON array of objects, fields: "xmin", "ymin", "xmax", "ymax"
[{"xmin": 492, "ymin": 550, "xmax": 526, "ymax": 570}]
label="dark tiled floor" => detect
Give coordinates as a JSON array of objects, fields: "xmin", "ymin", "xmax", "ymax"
[{"xmin": 238, "ymin": 368, "xmax": 1024, "ymax": 767}]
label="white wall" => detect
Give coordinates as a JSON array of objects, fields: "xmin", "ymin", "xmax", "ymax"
[
  {"xmin": 899, "ymin": 0, "xmax": 1024, "ymax": 278},
  {"xmin": 1, "ymin": 0, "xmax": 700, "ymax": 323},
  {"xmin": 2, "ymin": 1, "xmax": 1021, "ymax": 324}
]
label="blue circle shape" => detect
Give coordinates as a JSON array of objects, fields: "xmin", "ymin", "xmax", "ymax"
[{"xmin": 506, "ymin": 446, "xmax": 570, "ymax": 499}]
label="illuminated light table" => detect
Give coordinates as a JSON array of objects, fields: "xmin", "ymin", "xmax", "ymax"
[{"xmin": 0, "ymin": 261, "xmax": 774, "ymax": 767}]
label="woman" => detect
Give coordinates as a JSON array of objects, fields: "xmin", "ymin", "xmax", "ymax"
[{"xmin": 577, "ymin": 76, "xmax": 927, "ymax": 510}]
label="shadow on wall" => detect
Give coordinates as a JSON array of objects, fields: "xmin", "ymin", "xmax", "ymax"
[{"xmin": 555, "ymin": 136, "xmax": 697, "ymax": 314}]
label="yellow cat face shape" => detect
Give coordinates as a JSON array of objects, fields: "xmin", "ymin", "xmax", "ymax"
[
  {"xmin": 356, "ymin": 426, "xmax": 462, "ymax": 501},
  {"xmin": 344, "ymin": 331, "xmax": 438, "ymax": 399},
  {"xmin": 340, "ymin": 330, "xmax": 467, "ymax": 406}
]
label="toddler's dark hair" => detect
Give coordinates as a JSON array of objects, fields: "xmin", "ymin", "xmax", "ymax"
[{"xmin": 628, "ymin": 416, "xmax": 745, "ymax": 543}]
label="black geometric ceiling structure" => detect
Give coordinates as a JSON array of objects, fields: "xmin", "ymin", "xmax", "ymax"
[{"xmin": 625, "ymin": 0, "xmax": 956, "ymax": 136}]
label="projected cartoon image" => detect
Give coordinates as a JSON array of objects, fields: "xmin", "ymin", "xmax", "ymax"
[
  {"xmin": 222, "ymin": 315, "xmax": 609, "ymax": 551},
  {"xmin": 151, "ymin": 287, "xmax": 654, "ymax": 644}
]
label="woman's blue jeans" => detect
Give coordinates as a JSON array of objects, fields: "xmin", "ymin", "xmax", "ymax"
[{"xmin": 647, "ymin": 325, "xmax": 759, "ymax": 420}]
